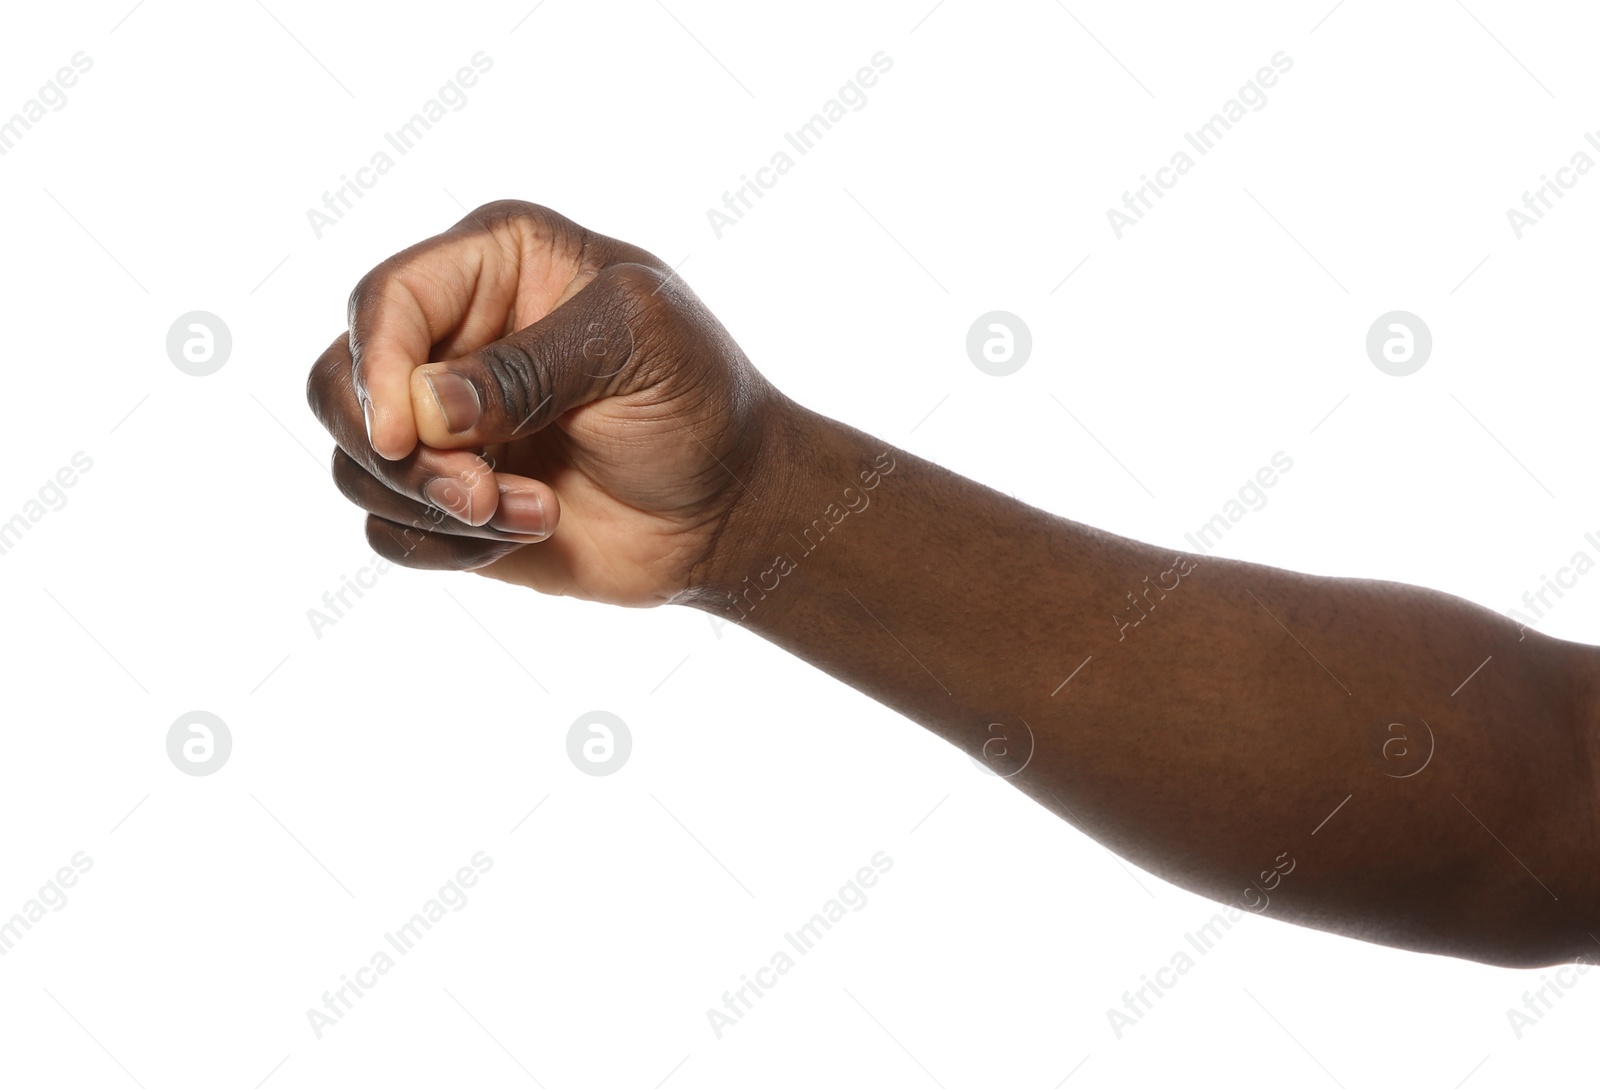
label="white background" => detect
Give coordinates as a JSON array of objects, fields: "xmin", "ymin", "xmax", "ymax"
[{"xmin": 2, "ymin": 0, "xmax": 1597, "ymax": 1085}]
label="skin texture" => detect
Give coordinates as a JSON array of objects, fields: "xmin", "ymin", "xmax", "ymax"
[{"xmin": 307, "ymin": 201, "xmax": 1600, "ymax": 968}]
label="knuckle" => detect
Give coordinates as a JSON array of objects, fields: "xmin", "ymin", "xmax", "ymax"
[
  {"xmin": 476, "ymin": 340, "xmax": 547, "ymax": 431},
  {"xmin": 346, "ymin": 267, "xmax": 384, "ymax": 329},
  {"xmin": 460, "ymin": 541, "xmax": 521, "ymax": 571},
  {"xmin": 464, "ymin": 200, "xmax": 581, "ymax": 254},
  {"xmin": 366, "ymin": 516, "xmax": 434, "ymax": 569},
  {"xmin": 602, "ymin": 263, "xmax": 676, "ymax": 341},
  {"xmin": 599, "ymin": 262, "xmax": 699, "ymax": 379},
  {"xmin": 602, "ymin": 239, "xmax": 675, "ymax": 275},
  {"xmin": 344, "ymin": 266, "xmax": 417, "ymax": 377},
  {"xmin": 366, "ymin": 514, "xmax": 511, "ymax": 572},
  {"xmin": 305, "ymin": 364, "xmax": 324, "ymax": 419},
  {"xmin": 470, "ymin": 198, "xmax": 544, "ymax": 224},
  {"xmin": 306, "ymin": 347, "xmax": 349, "ymax": 423},
  {"xmin": 329, "ymin": 448, "xmax": 370, "ymax": 506},
  {"xmin": 365, "ymin": 516, "xmax": 410, "ymax": 564},
  {"xmin": 607, "ymin": 261, "xmax": 673, "ymax": 307}
]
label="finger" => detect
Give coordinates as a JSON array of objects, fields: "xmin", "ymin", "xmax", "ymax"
[
  {"xmin": 331, "ymin": 448, "xmax": 561, "ymax": 540},
  {"xmin": 348, "ymin": 201, "xmax": 593, "ymax": 460},
  {"xmin": 308, "ymin": 331, "xmax": 504, "ymax": 526},
  {"xmin": 408, "ymin": 261, "xmax": 666, "ymax": 449},
  {"xmin": 365, "ymin": 514, "xmax": 520, "ymax": 572}
]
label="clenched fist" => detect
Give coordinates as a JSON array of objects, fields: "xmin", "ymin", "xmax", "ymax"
[{"xmin": 305, "ymin": 200, "xmax": 788, "ymax": 607}]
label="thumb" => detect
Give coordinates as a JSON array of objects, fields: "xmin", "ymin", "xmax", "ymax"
[{"xmin": 410, "ymin": 262, "xmax": 659, "ymax": 448}]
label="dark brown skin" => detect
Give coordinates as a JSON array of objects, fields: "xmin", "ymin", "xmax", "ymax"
[{"xmin": 307, "ymin": 200, "xmax": 1600, "ymax": 968}]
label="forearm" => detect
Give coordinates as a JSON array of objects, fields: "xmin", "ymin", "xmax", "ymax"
[{"xmin": 687, "ymin": 399, "xmax": 1600, "ymax": 966}]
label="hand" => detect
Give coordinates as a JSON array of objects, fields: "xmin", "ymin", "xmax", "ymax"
[{"xmin": 306, "ymin": 200, "xmax": 785, "ymax": 607}]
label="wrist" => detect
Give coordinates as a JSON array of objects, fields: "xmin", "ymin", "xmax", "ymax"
[
  {"xmin": 681, "ymin": 396, "xmax": 891, "ymax": 623},
  {"xmin": 680, "ymin": 392, "xmax": 820, "ymax": 614}
]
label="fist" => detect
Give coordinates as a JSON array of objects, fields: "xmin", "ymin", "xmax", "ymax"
[{"xmin": 306, "ymin": 200, "xmax": 786, "ymax": 607}]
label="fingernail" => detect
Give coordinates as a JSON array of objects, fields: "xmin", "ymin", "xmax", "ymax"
[
  {"xmin": 427, "ymin": 372, "xmax": 481, "ymax": 434},
  {"xmin": 362, "ymin": 398, "xmax": 377, "ymax": 446},
  {"xmin": 490, "ymin": 486, "xmax": 546, "ymax": 536},
  {"xmin": 423, "ymin": 477, "xmax": 474, "ymax": 522}
]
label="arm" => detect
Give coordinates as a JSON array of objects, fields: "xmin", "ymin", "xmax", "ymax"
[
  {"xmin": 688, "ymin": 402, "xmax": 1600, "ymax": 967},
  {"xmin": 311, "ymin": 201, "xmax": 1599, "ymax": 968}
]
